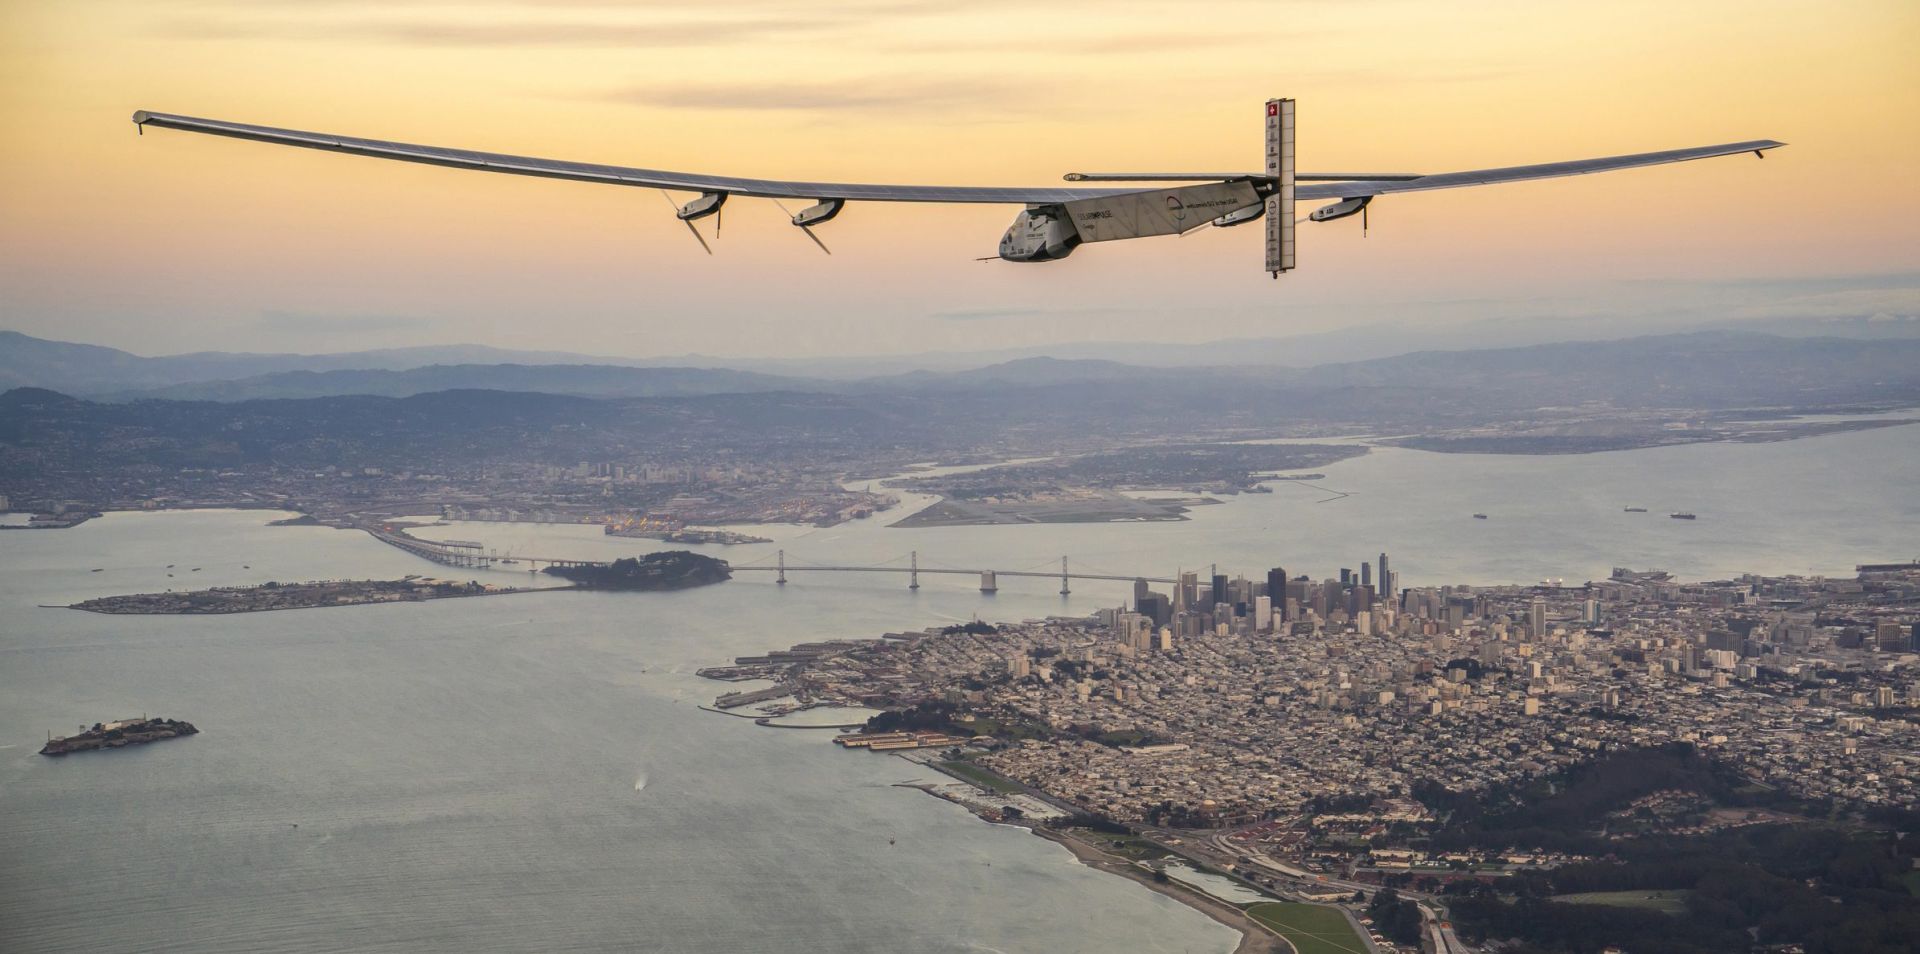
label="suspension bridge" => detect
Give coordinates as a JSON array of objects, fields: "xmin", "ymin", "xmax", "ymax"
[
  {"xmin": 731, "ymin": 551, "xmax": 1174, "ymax": 595},
  {"xmin": 366, "ymin": 525, "xmax": 1169, "ymax": 594}
]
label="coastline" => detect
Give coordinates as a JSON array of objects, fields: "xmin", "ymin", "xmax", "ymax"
[
  {"xmin": 693, "ymin": 663, "xmax": 1291, "ymax": 954},
  {"xmin": 901, "ymin": 755, "xmax": 1288, "ymax": 954},
  {"xmin": 1032, "ymin": 828, "xmax": 1290, "ymax": 954}
]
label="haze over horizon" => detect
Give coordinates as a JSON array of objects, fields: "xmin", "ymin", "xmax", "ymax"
[{"xmin": 3, "ymin": 0, "xmax": 1917, "ymax": 358}]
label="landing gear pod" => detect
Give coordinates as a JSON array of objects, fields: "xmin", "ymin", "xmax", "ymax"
[
  {"xmin": 1309, "ymin": 196, "xmax": 1371, "ymax": 222},
  {"xmin": 998, "ymin": 207, "xmax": 1081, "ymax": 262}
]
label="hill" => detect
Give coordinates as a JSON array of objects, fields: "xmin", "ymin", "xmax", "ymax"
[{"xmin": 106, "ymin": 363, "xmax": 812, "ymax": 401}]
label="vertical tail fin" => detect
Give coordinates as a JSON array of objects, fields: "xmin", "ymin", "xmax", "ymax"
[{"xmin": 1265, "ymin": 98, "xmax": 1296, "ymax": 278}]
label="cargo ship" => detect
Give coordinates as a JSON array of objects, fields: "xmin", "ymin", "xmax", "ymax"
[
  {"xmin": 1670, "ymin": 512, "xmax": 1697, "ymax": 520},
  {"xmin": 1472, "ymin": 513, "xmax": 1489, "ymax": 520},
  {"xmin": 1624, "ymin": 507, "xmax": 1648, "ymax": 513},
  {"xmin": 41, "ymin": 717, "xmax": 198, "ymax": 756}
]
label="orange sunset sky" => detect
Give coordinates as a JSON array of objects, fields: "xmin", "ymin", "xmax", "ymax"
[{"xmin": 1, "ymin": 0, "xmax": 1916, "ymax": 358}]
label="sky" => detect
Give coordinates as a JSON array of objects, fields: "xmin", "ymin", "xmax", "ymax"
[{"xmin": 1, "ymin": 0, "xmax": 1916, "ymax": 359}]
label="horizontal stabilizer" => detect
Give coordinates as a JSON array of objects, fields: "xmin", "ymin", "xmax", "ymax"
[
  {"xmin": 1064, "ymin": 172, "xmax": 1421, "ymax": 182},
  {"xmin": 1063, "ymin": 172, "xmax": 1259, "ymax": 182}
]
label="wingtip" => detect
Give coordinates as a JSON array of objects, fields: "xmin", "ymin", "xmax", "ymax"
[{"xmin": 131, "ymin": 110, "xmax": 151, "ymax": 125}]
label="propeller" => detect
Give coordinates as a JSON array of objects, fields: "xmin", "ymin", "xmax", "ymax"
[
  {"xmin": 773, "ymin": 199, "xmax": 832, "ymax": 255},
  {"xmin": 684, "ymin": 218, "xmax": 713, "ymax": 255},
  {"xmin": 658, "ymin": 190, "xmax": 713, "ymax": 255}
]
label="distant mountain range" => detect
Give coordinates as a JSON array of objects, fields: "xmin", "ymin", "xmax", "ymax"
[
  {"xmin": 105, "ymin": 363, "xmax": 810, "ymax": 402},
  {"xmin": 0, "ymin": 331, "xmax": 671, "ymax": 398},
  {"xmin": 6, "ymin": 311, "xmax": 1915, "ymax": 399},
  {"xmin": 5, "ymin": 332, "xmax": 1917, "ymax": 491}
]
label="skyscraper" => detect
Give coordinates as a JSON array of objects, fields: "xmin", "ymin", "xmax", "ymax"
[
  {"xmin": 1360, "ymin": 563, "xmax": 1372, "ymax": 588},
  {"xmin": 1378, "ymin": 552, "xmax": 1390, "ymax": 597},
  {"xmin": 1530, "ymin": 597, "xmax": 1547, "ymax": 639}
]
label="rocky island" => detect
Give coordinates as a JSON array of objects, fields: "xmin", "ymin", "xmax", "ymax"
[
  {"xmin": 41, "ymin": 717, "xmax": 198, "ymax": 756},
  {"xmin": 543, "ymin": 550, "xmax": 731, "ymax": 590}
]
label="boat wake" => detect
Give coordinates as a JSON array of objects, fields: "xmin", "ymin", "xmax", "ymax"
[{"xmin": 633, "ymin": 772, "xmax": 649, "ymax": 791}]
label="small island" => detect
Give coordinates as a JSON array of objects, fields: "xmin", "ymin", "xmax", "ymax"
[
  {"xmin": 42, "ymin": 717, "xmax": 198, "ymax": 756},
  {"xmin": 543, "ymin": 550, "xmax": 731, "ymax": 590},
  {"xmin": 70, "ymin": 577, "xmax": 534, "ymax": 614},
  {"xmin": 604, "ymin": 525, "xmax": 772, "ymax": 546}
]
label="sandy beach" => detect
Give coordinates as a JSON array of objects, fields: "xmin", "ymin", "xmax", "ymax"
[{"xmin": 1034, "ymin": 828, "xmax": 1292, "ymax": 954}]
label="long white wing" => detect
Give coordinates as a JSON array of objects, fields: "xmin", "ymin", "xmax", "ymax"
[
  {"xmin": 1293, "ymin": 140, "xmax": 1783, "ymax": 201},
  {"xmin": 133, "ymin": 110, "xmax": 1781, "ymax": 205},
  {"xmin": 131, "ymin": 110, "xmax": 1138, "ymax": 205}
]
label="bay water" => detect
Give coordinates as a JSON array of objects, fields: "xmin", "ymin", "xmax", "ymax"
[{"xmin": 2, "ymin": 421, "xmax": 1914, "ymax": 952}]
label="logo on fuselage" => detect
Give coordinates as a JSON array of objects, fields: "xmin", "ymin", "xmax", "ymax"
[{"xmin": 1166, "ymin": 196, "xmax": 1186, "ymax": 221}]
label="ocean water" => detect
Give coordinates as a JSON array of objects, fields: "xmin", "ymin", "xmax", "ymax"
[{"xmin": 2, "ymin": 421, "xmax": 1915, "ymax": 953}]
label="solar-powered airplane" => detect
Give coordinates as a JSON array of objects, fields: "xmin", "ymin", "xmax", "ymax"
[{"xmin": 131, "ymin": 100, "xmax": 1781, "ymax": 278}]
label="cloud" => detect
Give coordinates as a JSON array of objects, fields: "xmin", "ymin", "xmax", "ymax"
[
  {"xmin": 600, "ymin": 78, "xmax": 1044, "ymax": 117},
  {"xmin": 1730, "ymin": 288, "xmax": 1920, "ymax": 322},
  {"xmin": 926, "ymin": 304, "xmax": 1161, "ymax": 322},
  {"xmin": 151, "ymin": 14, "xmax": 840, "ymax": 48},
  {"xmin": 927, "ymin": 307, "xmax": 1046, "ymax": 321},
  {"xmin": 886, "ymin": 31, "xmax": 1278, "ymax": 56},
  {"xmin": 255, "ymin": 310, "xmax": 436, "ymax": 334},
  {"xmin": 1626, "ymin": 271, "xmax": 1920, "ymax": 293}
]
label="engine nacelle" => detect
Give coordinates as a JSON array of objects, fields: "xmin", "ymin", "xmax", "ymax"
[
  {"xmin": 790, "ymin": 199, "xmax": 844, "ymax": 227},
  {"xmin": 1309, "ymin": 196, "xmax": 1371, "ymax": 222},
  {"xmin": 677, "ymin": 191, "xmax": 727, "ymax": 221},
  {"xmin": 1212, "ymin": 204, "xmax": 1266, "ymax": 228},
  {"xmin": 998, "ymin": 207, "xmax": 1081, "ymax": 262}
]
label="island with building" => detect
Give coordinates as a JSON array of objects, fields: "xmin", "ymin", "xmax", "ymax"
[
  {"xmin": 41, "ymin": 717, "xmax": 199, "ymax": 756},
  {"xmin": 603, "ymin": 517, "xmax": 772, "ymax": 545}
]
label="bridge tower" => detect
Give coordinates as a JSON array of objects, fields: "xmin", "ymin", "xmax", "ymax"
[
  {"xmin": 1059, "ymin": 556, "xmax": 1071, "ymax": 596},
  {"xmin": 980, "ymin": 570, "xmax": 997, "ymax": 594},
  {"xmin": 776, "ymin": 549, "xmax": 786, "ymax": 585},
  {"xmin": 909, "ymin": 551, "xmax": 920, "ymax": 590}
]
